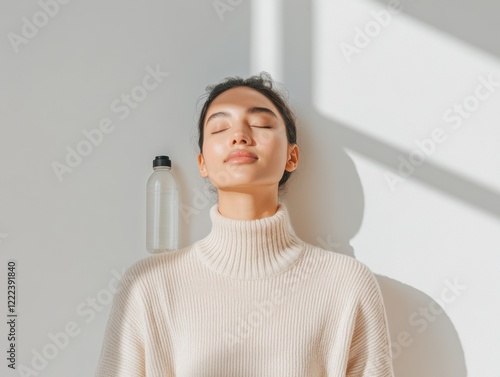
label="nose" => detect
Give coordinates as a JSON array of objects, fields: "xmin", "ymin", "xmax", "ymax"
[{"xmin": 230, "ymin": 124, "xmax": 251, "ymax": 145}]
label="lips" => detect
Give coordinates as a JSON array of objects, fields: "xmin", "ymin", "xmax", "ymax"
[{"xmin": 225, "ymin": 149, "xmax": 258, "ymax": 162}]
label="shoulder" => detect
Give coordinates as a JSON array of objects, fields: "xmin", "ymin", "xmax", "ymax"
[
  {"xmin": 301, "ymin": 240, "xmax": 375, "ymax": 274},
  {"xmin": 303, "ymin": 243, "xmax": 386, "ymax": 312},
  {"xmin": 299, "ymin": 240, "xmax": 380, "ymax": 291},
  {"xmin": 117, "ymin": 245, "xmax": 194, "ymax": 291}
]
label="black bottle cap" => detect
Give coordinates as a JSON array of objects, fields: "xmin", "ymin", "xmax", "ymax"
[{"xmin": 153, "ymin": 155, "xmax": 171, "ymax": 167}]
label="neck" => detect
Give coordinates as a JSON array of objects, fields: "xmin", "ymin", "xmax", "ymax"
[
  {"xmin": 216, "ymin": 186, "xmax": 279, "ymax": 220},
  {"xmin": 195, "ymin": 201, "xmax": 305, "ymax": 279}
]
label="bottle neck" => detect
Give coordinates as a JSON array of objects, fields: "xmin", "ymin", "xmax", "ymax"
[{"xmin": 153, "ymin": 166, "xmax": 171, "ymax": 171}]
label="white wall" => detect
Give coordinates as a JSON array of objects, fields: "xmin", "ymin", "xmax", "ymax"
[{"xmin": 1, "ymin": 0, "xmax": 498, "ymax": 376}]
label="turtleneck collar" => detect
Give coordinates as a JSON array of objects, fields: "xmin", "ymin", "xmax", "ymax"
[{"xmin": 194, "ymin": 201, "xmax": 305, "ymax": 280}]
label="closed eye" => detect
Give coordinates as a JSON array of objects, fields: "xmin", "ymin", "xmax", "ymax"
[{"xmin": 211, "ymin": 126, "xmax": 271, "ymax": 134}]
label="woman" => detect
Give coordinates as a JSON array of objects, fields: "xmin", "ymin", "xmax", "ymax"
[{"xmin": 95, "ymin": 72, "xmax": 394, "ymax": 376}]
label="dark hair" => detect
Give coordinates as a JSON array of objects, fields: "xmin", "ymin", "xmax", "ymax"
[{"xmin": 196, "ymin": 71, "xmax": 298, "ymax": 196}]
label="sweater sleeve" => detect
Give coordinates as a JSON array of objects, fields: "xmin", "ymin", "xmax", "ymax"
[
  {"xmin": 346, "ymin": 267, "xmax": 394, "ymax": 377},
  {"xmin": 95, "ymin": 265, "xmax": 146, "ymax": 377}
]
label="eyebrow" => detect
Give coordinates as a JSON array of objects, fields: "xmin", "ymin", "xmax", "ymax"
[{"xmin": 205, "ymin": 106, "xmax": 278, "ymax": 127}]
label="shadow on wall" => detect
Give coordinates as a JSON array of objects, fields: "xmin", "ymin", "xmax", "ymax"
[
  {"xmin": 372, "ymin": 0, "xmax": 500, "ymax": 59},
  {"xmin": 285, "ymin": 123, "xmax": 467, "ymax": 377},
  {"xmin": 280, "ymin": 0, "xmax": 467, "ymax": 375}
]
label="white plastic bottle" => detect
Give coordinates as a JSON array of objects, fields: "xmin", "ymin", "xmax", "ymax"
[{"xmin": 146, "ymin": 156, "xmax": 179, "ymax": 253}]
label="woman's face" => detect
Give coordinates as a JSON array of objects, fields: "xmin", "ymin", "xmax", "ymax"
[{"xmin": 197, "ymin": 86, "xmax": 298, "ymax": 193}]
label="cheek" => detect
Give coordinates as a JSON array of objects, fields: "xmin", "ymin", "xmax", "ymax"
[
  {"xmin": 259, "ymin": 131, "xmax": 278, "ymax": 149},
  {"xmin": 202, "ymin": 140, "xmax": 225, "ymax": 166},
  {"xmin": 263, "ymin": 138, "xmax": 289, "ymax": 171},
  {"xmin": 263, "ymin": 135, "xmax": 288, "ymax": 157}
]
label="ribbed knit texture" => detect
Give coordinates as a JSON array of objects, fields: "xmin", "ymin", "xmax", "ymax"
[{"xmin": 95, "ymin": 202, "xmax": 394, "ymax": 377}]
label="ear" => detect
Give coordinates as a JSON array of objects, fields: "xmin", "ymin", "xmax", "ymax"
[
  {"xmin": 285, "ymin": 144, "xmax": 299, "ymax": 172},
  {"xmin": 197, "ymin": 153, "xmax": 208, "ymax": 177}
]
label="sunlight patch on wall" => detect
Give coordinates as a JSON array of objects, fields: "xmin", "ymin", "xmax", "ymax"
[
  {"xmin": 250, "ymin": 0, "xmax": 283, "ymax": 81},
  {"xmin": 313, "ymin": 0, "xmax": 500, "ymax": 192}
]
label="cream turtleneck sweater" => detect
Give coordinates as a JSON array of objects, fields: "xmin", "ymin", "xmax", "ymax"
[{"xmin": 95, "ymin": 202, "xmax": 394, "ymax": 376}]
